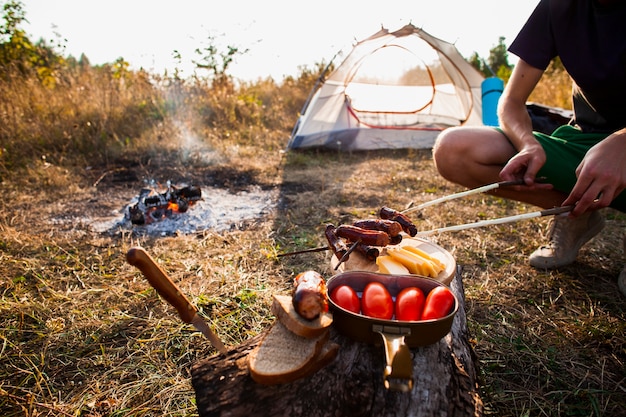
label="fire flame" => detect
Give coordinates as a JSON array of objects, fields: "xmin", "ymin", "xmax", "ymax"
[
  {"xmin": 128, "ymin": 184, "xmax": 202, "ymax": 225},
  {"xmin": 167, "ymin": 202, "xmax": 180, "ymax": 212}
]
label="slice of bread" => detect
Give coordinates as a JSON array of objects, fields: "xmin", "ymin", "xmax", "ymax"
[
  {"xmin": 248, "ymin": 320, "xmax": 330, "ymax": 385},
  {"xmin": 271, "ymin": 294, "xmax": 333, "ymax": 339},
  {"xmin": 304, "ymin": 339, "xmax": 340, "ymax": 376}
]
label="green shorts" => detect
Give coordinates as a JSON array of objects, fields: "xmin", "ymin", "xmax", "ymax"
[{"xmin": 500, "ymin": 124, "xmax": 626, "ymax": 212}]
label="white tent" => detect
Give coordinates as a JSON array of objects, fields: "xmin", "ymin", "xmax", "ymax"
[{"xmin": 287, "ymin": 24, "xmax": 486, "ymax": 151}]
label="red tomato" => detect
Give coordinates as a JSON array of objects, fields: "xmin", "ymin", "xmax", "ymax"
[
  {"xmin": 395, "ymin": 287, "xmax": 425, "ymax": 321},
  {"xmin": 330, "ymin": 285, "xmax": 361, "ymax": 314},
  {"xmin": 361, "ymin": 282, "xmax": 393, "ymax": 320},
  {"xmin": 421, "ymin": 286, "xmax": 455, "ymax": 320}
]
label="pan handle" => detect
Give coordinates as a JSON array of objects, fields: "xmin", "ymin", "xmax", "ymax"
[{"xmin": 373, "ymin": 325, "xmax": 413, "ymax": 392}]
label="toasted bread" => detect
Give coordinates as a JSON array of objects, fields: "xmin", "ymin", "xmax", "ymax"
[
  {"xmin": 248, "ymin": 320, "xmax": 330, "ymax": 385},
  {"xmin": 271, "ymin": 294, "xmax": 333, "ymax": 339}
]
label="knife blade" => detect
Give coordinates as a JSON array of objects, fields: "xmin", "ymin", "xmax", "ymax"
[{"xmin": 126, "ymin": 246, "xmax": 228, "ymax": 354}]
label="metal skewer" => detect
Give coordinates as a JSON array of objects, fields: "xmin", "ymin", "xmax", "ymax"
[
  {"xmin": 334, "ymin": 239, "xmax": 361, "ymax": 270},
  {"xmin": 414, "ymin": 205, "xmax": 573, "ymax": 237},
  {"xmin": 277, "ymin": 246, "xmax": 330, "ymax": 257},
  {"xmin": 402, "ymin": 178, "xmax": 547, "ymax": 214}
]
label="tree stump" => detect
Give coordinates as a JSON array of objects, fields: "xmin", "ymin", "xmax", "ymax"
[{"xmin": 191, "ymin": 271, "xmax": 483, "ymax": 417}]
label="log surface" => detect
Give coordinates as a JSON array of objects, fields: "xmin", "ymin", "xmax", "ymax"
[{"xmin": 191, "ymin": 271, "xmax": 483, "ymax": 417}]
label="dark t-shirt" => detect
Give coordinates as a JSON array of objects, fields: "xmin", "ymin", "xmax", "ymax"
[{"xmin": 509, "ymin": 0, "xmax": 626, "ymax": 133}]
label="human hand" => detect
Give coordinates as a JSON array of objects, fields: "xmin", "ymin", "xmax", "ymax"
[
  {"xmin": 563, "ymin": 131, "xmax": 626, "ymax": 216},
  {"xmin": 499, "ymin": 142, "xmax": 553, "ymax": 190}
]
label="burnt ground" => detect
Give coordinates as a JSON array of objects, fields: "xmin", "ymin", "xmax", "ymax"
[{"xmin": 37, "ymin": 158, "xmax": 283, "ymax": 238}]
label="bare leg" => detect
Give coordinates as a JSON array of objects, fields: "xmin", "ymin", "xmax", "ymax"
[
  {"xmin": 432, "ymin": 126, "xmax": 567, "ymax": 209},
  {"xmin": 433, "ymin": 126, "xmax": 606, "ymax": 270}
]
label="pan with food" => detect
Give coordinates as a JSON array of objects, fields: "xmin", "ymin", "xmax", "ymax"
[{"xmin": 326, "ymin": 271, "xmax": 459, "ymax": 392}]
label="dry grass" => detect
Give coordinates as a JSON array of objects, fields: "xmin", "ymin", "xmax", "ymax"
[
  {"xmin": 529, "ymin": 60, "xmax": 574, "ymax": 110},
  {"xmin": 0, "ymin": 64, "xmax": 165, "ymax": 174},
  {"xmin": 0, "ymin": 63, "xmax": 624, "ymax": 416},
  {"xmin": 1, "ymin": 137, "xmax": 624, "ymax": 416}
]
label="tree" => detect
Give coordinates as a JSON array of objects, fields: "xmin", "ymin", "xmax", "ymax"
[
  {"xmin": 0, "ymin": 0, "xmax": 35, "ymax": 67},
  {"xmin": 468, "ymin": 52, "xmax": 492, "ymax": 77},
  {"xmin": 0, "ymin": 0, "xmax": 64, "ymax": 84},
  {"xmin": 191, "ymin": 32, "xmax": 250, "ymax": 87},
  {"xmin": 468, "ymin": 37, "xmax": 513, "ymax": 81},
  {"xmin": 488, "ymin": 36, "xmax": 512, "ymax": 81}
]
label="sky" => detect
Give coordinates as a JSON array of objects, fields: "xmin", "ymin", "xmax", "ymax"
[{"xmin": 18, "ymin": 0, "xmax": 540, "ymax": 81}]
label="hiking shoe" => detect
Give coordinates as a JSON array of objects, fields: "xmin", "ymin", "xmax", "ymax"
[{"xmin": 529, "ymin": 210, "xmax": 605, "ymax": 269}]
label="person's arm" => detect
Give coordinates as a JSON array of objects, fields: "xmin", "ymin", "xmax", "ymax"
[
  {"xmin": 497, "ymin": 59, "xmax": 547, "ymax": 186},
  {"xmin": 563, "ymin": 128, "xmax": 626, "ymax": 215}
]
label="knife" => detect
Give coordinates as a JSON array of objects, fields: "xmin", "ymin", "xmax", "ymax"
[{"xmin": 126, "ymin": 246, "xmax": 228, "ymax": 354}]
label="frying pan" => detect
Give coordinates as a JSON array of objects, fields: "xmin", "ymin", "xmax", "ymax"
[{"xmin": 326, "ymin": 271, "xmax": 458, "ymax": 392}]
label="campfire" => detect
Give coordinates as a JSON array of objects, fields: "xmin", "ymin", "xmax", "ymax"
[
  {"xmin": 127, "ymin": 182, "xmax": 202, "ymax": 225},
  {"xmin": 83, "ymin": 181, "xmax": 278, "ymax": 236}
]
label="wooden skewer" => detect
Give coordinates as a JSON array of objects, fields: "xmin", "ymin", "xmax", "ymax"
[
  {"xmin": 403, "ymin": 178, "xmax": 547, "ymax": 214},
  {"xmin": 414, "ymin": 205, "xmax": 573, "ymax": 237}
]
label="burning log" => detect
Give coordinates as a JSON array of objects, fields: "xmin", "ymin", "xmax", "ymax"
[{"xmin": 127, "ymin": 183, "xmax": 202, "ymax": 225}]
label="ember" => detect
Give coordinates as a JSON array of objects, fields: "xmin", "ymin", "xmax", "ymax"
[{"xmin": 127, "ymin": 182, "xmax": 202, "ymax": 225}]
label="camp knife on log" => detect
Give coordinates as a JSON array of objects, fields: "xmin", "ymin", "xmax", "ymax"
[{"xmin": 126, "ymin": 247, "xmax": 228, "ymax": 354}]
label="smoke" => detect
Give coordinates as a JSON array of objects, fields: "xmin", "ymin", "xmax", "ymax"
[{"xmin": 163, "ymin": 81, "xmax": 223, "ymax": 165}]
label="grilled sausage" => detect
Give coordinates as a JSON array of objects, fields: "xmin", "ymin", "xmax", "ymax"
[
  {"xmin": 379, "ymin": 206, "xmax": 418, "ymax": 237},
  {"xmin": 352, "ymin": 219, "xmax": 403, "ymax": 237},
  {"xmin": 292, "ymin": 270, "xmax": 328, "ymax": 320},
  {"xmin": 324, "ymin": 224, "xmax": 348, "ymax": 261},
  {"xmin": 355, "ymin": 242, "xmax": 380, "ymax": 261},
  {"xmin": 389, "ymin": 234, "xmax": 403, "ymax": 245},
  {"xmin": 335, "ymin": 225, "xmax": 391, "ymax": 247}
]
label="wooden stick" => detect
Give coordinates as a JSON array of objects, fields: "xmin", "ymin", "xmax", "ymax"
[
  {"xmin": 414, "ymin": 206, "xmax": 573, "ymax": 237},
  {"xmin": 403, "ymin": 178, "xmax": 546, "ymax": 214}
]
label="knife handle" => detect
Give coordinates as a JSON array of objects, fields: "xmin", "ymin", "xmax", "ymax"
[{"xmin": 126, "ymin": 247, "xmax": 197, "ymax": 323}]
